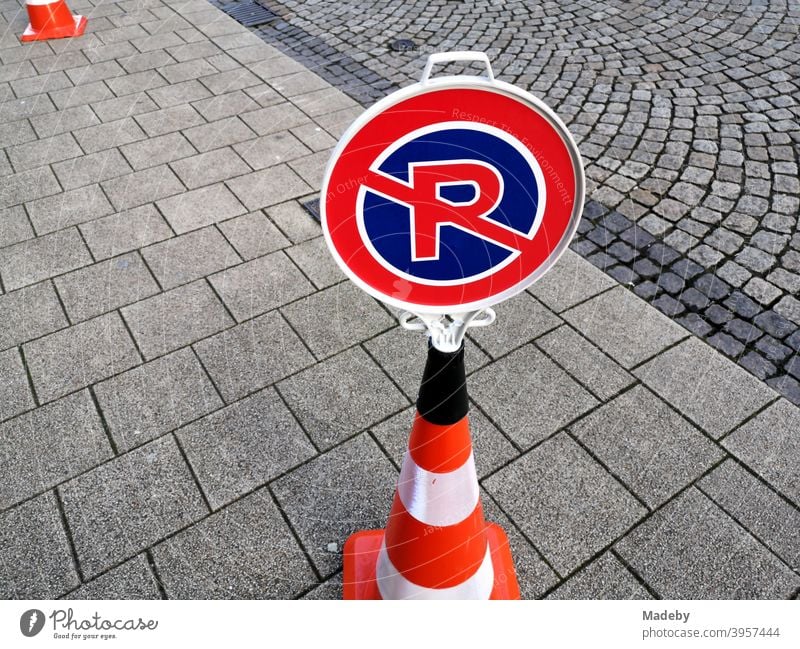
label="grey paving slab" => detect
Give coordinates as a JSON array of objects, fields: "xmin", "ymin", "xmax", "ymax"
[
  {"xmin": 372, "ymin": 403, "xmax": 518, "ymax": 479},
  {"xmin": 10, "ymin": 71, "xmax": 71, "ymax": 99},
  {"xmin": 169, "ymin": 146, "xmax": 250, "ymax": 189},
  {"xmin": 284, "ymin": 235, "xmax": 344, "ymax": 288},
  {"xmin": 193, "ymin": 309, "xmax": 315, "ymax": 403},
  {"xmin": 177, "ymin": 387, "xmax": 316, "ymax": 509},
  {"xmin": 55, "ymin": 248, "xmax": 159, "ymax": 322},
  {"xmin": 217, "ymin": 210, "xmax": 289, "ymax": 260},
  {"xmin": 484, "ymin": 433, "xmax": 646, "ymax": 576},
  {"xmin": 106, "ymin": 69, "xmax": 167, "ymax": 97},
  {"xmin": 291, "ymin": 122, "xmax": 337, "ymax": 152},
  {"xmin": 0, "ymin": 281, "xmax": 67, "ymax": 351},
  {"xmin": 302, "ymin": 574, "xmax": 343, "ymax": 600},
  {"xmin": 0, "ymin": 205, "xmax": 34, "ymax": 249},
  {"xmin": 0, "ymin": 347, "xmax": 34, "ymax": 423},
  {"xmin": 226, "ymin": 164, "xmax": 311, "ymax": 211},
  {"xmin": 134, "ymin": 103, "xmax": 206, "ymax": 136},
  {"xmin": 102, "ymin": 164, "xmax": 185, "ymax": 211},
  {"xmin": 699, "ymin": 459, "xmax": 800, "ymax": 571},
  {"xmin": 28, "ymin": 104, "xmax": 99, "ymax": 138},
  {"xmin": 0, "ymin": 390, "xmax": 110, "ymax": 510},
  {"xmin": 121, "ymin": 279, "xmax": 234, "ymax": 360},
  {"xmin": 287, "ymin": 149, "xmax": 330, "ymax": 190},
  {"xmin": 272, "ymin": 433, "xmax": 397, "ymax": 577},
  {"xmin": 563, "ymin": 286, "xmax": 688, "ymax": 369},
  {"xmin": 535, "ymin": 325, "xmax": 635, "ymax": 401},
  {"xmin": 278, "ymin": 346, "xmax": 409, "ymax": 449},
  {"xmin": 26, "ymin": 184, "xmax": 115, "ymax": 235},
  {"xmin": 191, "ymin": 88, "xmax": 258, "ymax": 121},
  {"xmin": 266, "ymin": 200, "xmax": 321, "ymax": 244},
  {"xmin": 208, "ymin": 250, "xmax": 315, "ymax": 321},
  {"xmin": 616, "ymin": 487, "xmax": 799, "ymax": 599},
  {"xmin": 153, "ymin": 486, "xmax": 315, "ymax": 598},
  {"xmin": 469, "ymin": 292, "xmax": 562, "ymax": 359},
  {"xmin": 363, "ymin": 326, "xmax": 490, "ymax": 400},
  {"xmin": 239, "ymin": 102, "xmax": 309, "ymax": 136},
  {"xmin": 142, "ymin": 226, "xmax": 241, "ymax": 289},
  {"xmin": 91, "ymin": 92, "xmax": 159, "ymax": 122},
  {"xmin": 94, "ymin": 347, "xmax": 223, "ymax": 452},
  {"xmin": 79, "ymin": 204, "xmax": 174, "ymax": 260},
  {"xmin": 0, "ymin": 119, "xmax": 37, "ymax": 150},
  {"xmin": 0, "ymin": 227, "xmax": 92, "ymax": 291},
  {"xmin": 73, "ymin": 116, "xmax": 147, "ymax": 154},
  {"xmin": 52, "ymin": 148, "xmax": 134, "ymax": 191},
  {"xmin": 60, "ymin": 435, "xmax": 208, "ymax": 578},
  {"xmin": 546, "ymin": 552, "xmax": 652, "ymax": 600},
  {"xmin": 470, "ymin": 344, "xmax": 598, "ymax": 449},
  {"xmin": 159, "ymin": 57, "xmax": 218, "ymax": 84},
  {"xmin": 281, "ymin": 282, "xmax": 394, "ymax": 360},
  {"xmin": 66, "ymin": 59, "xmax": 126, "ymax": 86},
  {"xmin": 723, "ymin": 400, "xmax": 800, "ymax": 506},
  {"xmin": 147, "ymin": 78, "xmax": 213, "ymax": 108},
  {"xmin": 119, "ymin": 50, "xmax": 175, "ymax": 75},
  {"xmin": 199, "ymin": 67, "xmax": 261, "ymax": 95},
  {"xmin": 0, "ymin": 166, "xmax": 61, "ymax": 209},
  {"xmin": 63, "ymin": 554, "xmax": 161, "ymax": 600},
  {"xmin": 571, "ymin": 385, "xmax": 724, "ymax": 508},
  {"xmin": 0, "ymin": 492, "xmax": 79, "ymax": 599},
  {"xmin": 233, "ymin": 131, "xmax": 310, "ymax": 171},
  {"xmin": 182, "ymin": 114, "xmax": 255, "ymax": 152},
  {"xmin": 119, "ymin": 131, "xmax": 197, "ymax": 170},
  {"xmin": 156, "ymin": 182, "xmax": 246, "ymax": 234},
  {"xmin": 24, "ymin": 311, "xmax": 141, "ymax": 403},
  {"xmin": 635, "ymin": 337, "xmax": 776, "ymax": 438}
]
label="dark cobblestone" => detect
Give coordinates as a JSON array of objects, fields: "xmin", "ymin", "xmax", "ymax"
[
  {"xmin": 708, "ymin": 333, "xmax": 745, "ymax": 359},
  {"xmin": 755, "ymin": 336, "xmax": 792, "ymax": 364},
  {"xmin": 754, "ymin": 311, "xmax": 795, "ymax": 340},
  {"xmin": 652, "ymin": 294, "xmax": 685, "ymax": 318},
  {"xmin": 725, "ymin": 319, "xmax": 763, "ymax": 346},
  {"xmin": 676, "ymin": 313, "xmax": 713, "ymax": 338},
  {"xmin": 725, "ymin": 292, "xmax": 762, "ymax": 320},
  {"xmin": 740, "ymin": 352, "xmax": 777, "ymax": 381}
]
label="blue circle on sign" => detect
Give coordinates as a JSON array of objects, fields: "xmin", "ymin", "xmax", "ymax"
[{"xmin": 361, "ymin": 125, "xmax": 541, "ymax": 283}]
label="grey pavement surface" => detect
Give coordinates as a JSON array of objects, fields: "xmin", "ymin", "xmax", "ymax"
[{"xmin": 0, "ymin": 0, "xmax": 798, "ymax": 600}]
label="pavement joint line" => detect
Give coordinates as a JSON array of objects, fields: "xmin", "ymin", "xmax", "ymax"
[
  {"xmin": 565, "ymin": 428, "xmax": 653, "ymax": 514},
  {"xmin": 367, "ymin": 428, "xmax": 401, "ymax": 473},
  {"xmin": 359, "ymin": 340, "xmax": 417, "ymax": 410},
  {"xmin": 54, "ymin": 486, "xmax": 85, "ymax": 584},
  {"xmin": 88, "ymin": 384, "xmax": 119, "ymax": 456},
  {"xmin": 464, "ymin": 396, "xmax": 524, "ymax": 455},
  {"xmin": 715, "ymin": 395, "xmax": 782, "ymax": 445},
  {"xmin": 725, "ymin": 455, "xmax": 800, "ymax": 520},
  {"xmin": 188, "ymin": 344, "xmax": 227, "ymax": 406},
  {"xmin": 116, "ymin": 306, "xmax": 147, "ymax": 363},
  {"xmin": 144, "ymin": 549, "xmax": 169, "ymax": 600},
  {"xmin": 696, "ymin": 482, "xmax": 800, "ymax": 579},
  {"xmin": 271, "ymin": 382, "xmax": 321, "ymax": 456},
  {"xmin": 17, "ymin": 345, "xmax": 42, "ymax": 408},
  {"xmin": 172, "ymin": 431, "xmax": 214, "ymax": 514},
  {"xmin": 608, "ymin": 548, "xmax": 663, "ymax": 601},
  {"xmin": 293, "ymin": 568, "xmax": 343, "ymax": 600}
]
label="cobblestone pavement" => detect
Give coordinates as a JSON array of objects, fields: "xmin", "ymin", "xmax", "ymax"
[
  {"xmin": 229, "ymin": 0, "xmax": 800, "ymax": 406},
  {"xmin": 0, "ymin": 0, "xmax": 799, "ymax": 601}
]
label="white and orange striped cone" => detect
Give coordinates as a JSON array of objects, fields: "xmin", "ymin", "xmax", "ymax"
[
  {"xmin": 344, "ymin": 343, "xmax": 520, "ymax": 599},
  {"xmin": 20, "ymin": 0, "xmax": 87, "ymax": 43}
]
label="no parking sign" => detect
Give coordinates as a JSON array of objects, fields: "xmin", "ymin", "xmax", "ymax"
[{"xmin": 322, "ymin": 52, "xmax": 585, "ymax": 316}]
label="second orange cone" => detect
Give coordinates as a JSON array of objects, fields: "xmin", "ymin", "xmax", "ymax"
[{"xmin": 344, "ymin": 343, "xmax": 520, "ymax": 599}]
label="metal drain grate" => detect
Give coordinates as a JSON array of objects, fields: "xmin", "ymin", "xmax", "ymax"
[
  {"xmin": 222, "ymin": 2, "xmax": 278, "ymax": 28},
  {"xmin": 302, "ymin": 198, "xmax": 321, "ymax": 222}
]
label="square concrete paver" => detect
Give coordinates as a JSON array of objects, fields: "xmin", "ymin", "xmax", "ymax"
[
  {"xmin": 193, "ymin": 309, "xmax": 314, "ymax": 402},
  {"xmin": 94, "ymin": 348, "xmax": 223, "ymax": 452},
  {"xmin": 0, "ymin": 492, "xmax": 79, "ymax": 599},
  {"xmin": 208, "ymin": 251, "xmax": 315, "ymax": 321},
  {"xmin": 563, "ymin": 285, "xmax": 687, "ymax": 368},
  {"xmin": 699, "ymin": 459, "xmax": 800, "ymax": 571},
  {"xmin": 571, "ymin": 385, "xmax": 724, "ymax": 508},
  {"xmin": 60, "ymin": 435, "xmax": 208, "ymax": 578},
  {"xmin": 0, "ymin": 347, "xmax": 35, "ymax": 423},
  {"xmin": 284, "ymin": 236, "xmax": 345, "ymax": 289},
  {"xmin": 23, "ymin": 311, "xmax": 141, "ymax": 403},
  {"xmin": 0, "ymin": 281, "xmax": 68, "ymax": 351},
  {"xmin": 78, "ymin": 204, "xmax": 173, "ymax": 261},
  {"xmin": 102, "ymin": 164, "xmax": 185, "ymax": 211},
  {"xmin": 142, "ymin": 226, "xmax": 241, "ymax": 289},
  {"xmin": 272, "ymin": 433, "xmax": 397, "ymax": 577},
  {"xmin": 0, "ymin": 227, "xmax": 92, "ymax": 291},
  {"xmin": 723, "ymin": 400, "xmax": 800, "ymax": 506},
  {"xmin": 485, "ymin": 433, "xmax": 646, "ymax": 576},
  {"xmin": 635, "ymin": 337, "xmax": 776, "ymax": 438},
  {"xmin": 177, "ymin": 387, "xmax": 316, "ymax": 509},
  {"xmin": 226, "ymin": 164, "xmax": 311, "ymax": 212},
  {"xmin": 0, "ymin": 390, "xmax": 111, "ymax": 510},
  {"xmin": 529, "ymin": 249, "xmax": 616, "ymax": 312},
  {"xmin": 616, "ymin": 487, "xmax": 799, "ymax": 598},
  {"xmin": 153, "ymin": 487, "xmax": 316, "ymax": 598},
  {"xmin": 170, "ymin": 146, "xmax": 250, "ymax": 189},
  {"xmin": 54, "ymin": 252, "xmax": 160, "ymax": 322},
  {"xmin": 156, "ymin": 182, "xmax": 246, "ymax": 234},
  {"xmin": 217, "ymin": 211, "xmax": 290, "ymax": 260},
  {"xmin": 546, "ymin": 552, "xmax": 652, "ymax": 600},
  {"xmin": 121, "ymin": 280, "xmax": 234, "ymax": 360},
  {"xmin": 26, "ymin": 184, "xmax": 115, "ymax": 235},
  {"xmin": 536, "ymin": 325, "xmax": 635, "ymax": 401},
  {"xmin": 470, "ymin": 345, "xmax": 598, "ymax": 448},
  {"xmin": 278, "ymin": 346, "xmax": 409, "ymax": 449},
  {"xmin": 267, "ymin": 200, "xmax": 321, "ymax": 244},
  {"xmin": 281, "ymin": 282, "xmax": 394, "ymax": 359},
  {"xmin": 468, "ymin": 292, "xmax": 562, "ymax": 359},
  {"xmin": 64, "ymin": 554, "xmax": 161, "ymax": 600}
]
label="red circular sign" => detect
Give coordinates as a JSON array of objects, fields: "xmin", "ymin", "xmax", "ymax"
[{"xmin": 322, "ymin": 80, "xmax": 584, "ymax": 314}]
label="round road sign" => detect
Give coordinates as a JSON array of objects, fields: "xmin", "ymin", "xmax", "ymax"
[{"xmin": 322, "ymin": 58, "xmax": 584, "ymax": 314}]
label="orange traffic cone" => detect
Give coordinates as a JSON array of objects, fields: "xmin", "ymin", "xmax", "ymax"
[
  {"xmin": 20, "ymin": 0, "xmax": 87, "ymax": 42},
  {"xmin": 344, "ymin": 344, "xmax": 520, "ymax": 599}
]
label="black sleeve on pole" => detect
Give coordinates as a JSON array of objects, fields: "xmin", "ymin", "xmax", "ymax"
[{"xmin": 416, "ymin": 342, "xmax": 469, "ymax": 425}]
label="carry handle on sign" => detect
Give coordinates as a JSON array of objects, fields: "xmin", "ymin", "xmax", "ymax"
[{"xmin": 420, "ymin": 51, "xmax": 495, "ymax": 84}]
